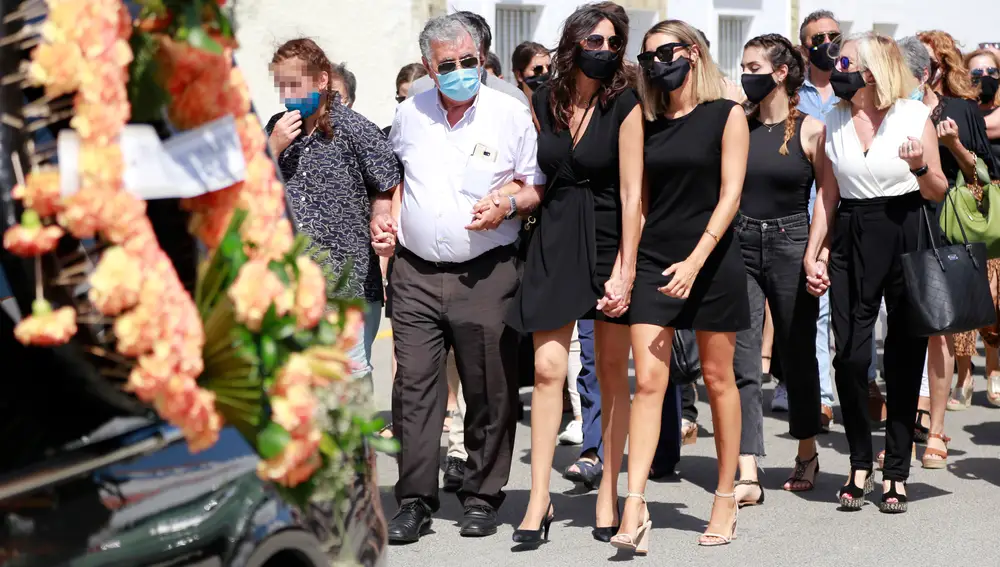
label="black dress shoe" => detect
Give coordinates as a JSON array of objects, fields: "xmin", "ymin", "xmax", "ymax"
[
  {"xmin": 442, "ymin": 457, "xmax": 465, "ymax": 493},
  {"xmin": 459, "ymin": 505, "xmax": 498, "ymax": 537},
  {"xmin": 388, "ymin": 501, "xmax": 433, "ymax": 544}
]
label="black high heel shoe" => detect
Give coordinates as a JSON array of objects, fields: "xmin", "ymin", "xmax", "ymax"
[
  {"xmin": 592, "ymin": 501, "xmax": 621, "ymax": 542},
  {"xmin": 837, "ymin": 467, "xmax": 873, "ymax": 511},
  {"xmin": 879, "ymin": 480, "xmax": 908, "ymax": 514},
  {"xmin": 512, "ymin": 503, "xmax": 555, "ymax": 544}
]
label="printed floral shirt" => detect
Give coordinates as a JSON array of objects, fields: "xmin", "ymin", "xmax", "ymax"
[{"xmin": 266, "ymin": 102, "xmax": 401, "ymax": 304}]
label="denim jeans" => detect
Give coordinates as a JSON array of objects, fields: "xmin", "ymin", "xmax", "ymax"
[
  {"xmin": 349, "ymin": 300, "xmax": 383, "ymax": 394},
  {"xmin": 573, "ymin": 319, "xmax": 603, "ymax": 461},
  {"xmin": 734, "ymin": 214, "xmax": 823, "ymax": 456},
  {"xmin": 809, "ymin": 188, "xmax": 836, "ymax": 407}
]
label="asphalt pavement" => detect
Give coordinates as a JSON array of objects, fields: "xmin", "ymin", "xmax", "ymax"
[{"xmin": 369, "ymin": 317, "xmax": 1000, "ymax": 567}]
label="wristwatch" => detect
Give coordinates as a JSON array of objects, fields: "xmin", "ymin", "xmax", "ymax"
[
  {"xmin": 504, "ymin": 195, "xmax": 518, "ymax": 220},
  {"xmin": 910, "ymin": 165, "xmax": 929, "ymax": 177}
]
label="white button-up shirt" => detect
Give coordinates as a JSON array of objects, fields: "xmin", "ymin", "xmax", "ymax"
[{"xmin": 388, "ymin": 85, "xmax": 544, "ymax": 263}]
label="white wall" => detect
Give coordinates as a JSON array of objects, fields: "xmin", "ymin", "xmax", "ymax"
[{"xmin": 233, "ymin": 0, "xmax": 425, "ymax": 129}]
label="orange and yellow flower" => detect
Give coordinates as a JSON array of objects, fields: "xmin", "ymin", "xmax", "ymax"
[
  {"xmin": 28, "ymin": 41, "xmax": 86, "ymax": 98},
  {"xmin": 293, "ymin": 256, "xmax": 326, "ymax": 330},
  {"xmin": 228, "ymin": 259, "xmax": 294, "ymax": 331},
  {"xmin": 88, "ymin": 246, "xmax": 142, "ymax": 316},
  {"xmin": 13, "ymin": 299, "xmax": 77, "ymax": 347},
  {"xmin": 3, "ymin": 210, "xmax": 64, "ymax": 257},
  {"xmin": 256, "ymin": 427, "xmax": 323, "ymax": 487},
  {"xmin": 12, "ymin": 168, "xmax": 63, "ymax": 217}
]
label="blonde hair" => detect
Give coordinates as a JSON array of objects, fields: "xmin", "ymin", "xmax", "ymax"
[
  {"xmin": 637, "ymin": 20, "xmax": 725, "ymax": 120},
  {"xmin": 843, "ymin": 32, "xmax": 917, "ymax": 110},
  {"xmin": 964, "ymin": 48, "xmax": 1000, "ymax": 107}
]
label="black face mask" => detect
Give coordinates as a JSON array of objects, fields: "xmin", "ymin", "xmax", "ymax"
[
  {"xmin": 647, "ymin": 58, "xmax": 691, "ymax": 93},
  {"xmin": 524, "ymin": 74, "xmax": 550, "ymax": 91},
  {"xmin": 741, "ymin": 73, "xmax": 778, "ymax": 104},
  {"xmin": 979, "ymin": 76, "xmax": 1000, "ymax": 104},
  {"xmin": 830, "ymin": 69, "xmax": 868, "ymax": 101},
  {"xmin": 577, "ymin": 50, "xmax": 619, "ymax": 80},
  {"xmin": 809, "ymin": 42, "xmax": 837, "ymax": 72}
]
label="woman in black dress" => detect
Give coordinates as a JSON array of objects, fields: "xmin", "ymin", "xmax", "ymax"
[
  {"xmin": 731, "ymin": 34, "xmax": 828, "ymax": 507},
  {"xmin": 615, "ymin": 19, "xmax": 749, "ymax": 552},
  {"xmin": 505, "ymin": 5, "xmax": 643, "ymax": 544}
]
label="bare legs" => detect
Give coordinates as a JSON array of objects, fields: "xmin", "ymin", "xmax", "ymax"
[
  {"xmin": 594, "ymin": 321, "xmax": 633, "ymax": 529},
  {"xmin": 923, "ymin": 335, "xmax": 953, "ymax": 476},
  {"xmin": 518, "ymin": 323, "xmax": 574, "ymax": 530}
]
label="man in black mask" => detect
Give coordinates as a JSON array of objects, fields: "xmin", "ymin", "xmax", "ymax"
[{"xmin": 792, "ymin": 10, "xmax": 842, "ymax": 431}]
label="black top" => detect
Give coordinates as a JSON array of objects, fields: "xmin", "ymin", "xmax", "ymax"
[
  {"xmin": 266, "ymin": 103, "xmax": 402, "ymax": 304},
  {"xmin": 931, "ymin": 96, "xmax": 1000, "ymax": 183},
  {"xmin": 506, "ymin": 86, "xmax": 639, "ymax": 332},
  {"xmin": 988, "ymin": 107, "xmax": 1000, "ymax": 165},
  {"xmin": 630, "ymin": 98, "xmax": 750, "ymax": 331},
  {"xmin": 741, "ymin": 115, "xmax": 814, "ymax": 219}
]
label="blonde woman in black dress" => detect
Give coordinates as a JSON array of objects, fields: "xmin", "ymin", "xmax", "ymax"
[
  {"xmin": 505, "ymin": 5, "xmax": 643, "ymax": 544},
  {"xmin": 612, "ymin": 19, "xmax": 749, "ymax": 553}
]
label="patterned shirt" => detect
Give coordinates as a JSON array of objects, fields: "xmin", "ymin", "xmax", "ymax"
[{"xmin": 266, "ymin": 102, "xmax": 402, "ymax": 303}]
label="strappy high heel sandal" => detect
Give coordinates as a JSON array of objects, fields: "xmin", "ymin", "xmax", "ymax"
[
  {"xmin": 698, "ymin": 491, "xmax": 738, "ymax": 546},
  {"xmin": 610, "ymin": 493, "xmax": 651, "ymax": 555},
  {"xmin": 735, "ymin": 479, "xmax": 765, "ymax": 508},
  {"xmin": 879, "ymin": 480, "xmax": 908, "ymax": 514},
  {"xmin": 782, "ymin": 453, "xmax": 819, "ymax": 492},
  {"xmin": 837, "ymin": 467, "xmax": 873, "ymax": 510},
  {"xmin": 921, "ymin": 432, "xmax": 951, "ymax": 469},
  {"xmin": 947, "ymin": 378, "xmax": 974, "ymax": 411}
]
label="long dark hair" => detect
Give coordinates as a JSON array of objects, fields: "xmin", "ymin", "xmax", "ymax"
[
  {"xmin": 743, "ymin": 33, "xmax": 806, "ymax": 155},
  {"xmin": 512, "ymin": 41, "xmax": 549, "ymax": 80},
  {"xmin": 272, "ymin": 38, "xmax": 336, "ymax": 139},
  {"xmin": 548, "ymin": 4, "xmax": 631, "ymax": 131}
]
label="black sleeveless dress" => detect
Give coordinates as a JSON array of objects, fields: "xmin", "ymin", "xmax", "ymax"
[
  {"xmin": 630, "ymin": 99, "xmax": 750, "ymax": 331},
  {"xmin": 506, "ymin": 86, "xmax": 639, "ymax": 332},
  {"xmin": 741, "ymin": 115, "xmax": 814, "ymax": 220},
  {"xmin": 987, "ymin": 107, "xmax": 1000, "ymax": 165}
]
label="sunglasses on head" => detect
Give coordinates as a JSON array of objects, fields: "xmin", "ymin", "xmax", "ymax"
[
  {"xmin": 436, "ymin": 55, "xmax": 479, "ymax": 75},
  {"xmin": 971, "ymin": 67, "xmax": 1000, "ymax": 82},
  {"xmin": 811, "ymin": 32, "xmax": 841, "ymax": 46},
  {"xmin": 637, "ymin": 43, "xmax": 690, "ymax": 70},
  {"xmin": 582, "ymin": 34, "xmax": 624, "ymax": 53}
]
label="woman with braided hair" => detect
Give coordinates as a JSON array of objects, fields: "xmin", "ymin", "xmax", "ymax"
[{"xmin": 731, "ymin": 33, "xmax": 828, "ymax": 506}]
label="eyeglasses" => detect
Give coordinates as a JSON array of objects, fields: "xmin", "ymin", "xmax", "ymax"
[
  {"xmin": 436, "ymin": 55, "xmax": 479, "ymax": 75},
  {"xmin": 971, "ymin": 67, "xmax": 1000, "ymax": 83},
  {"xmin": 582, "ymin": 34, "xmax": 624, "ymax": 53},
  {"xmin": 637, "ymin": 43, "xmax": 690, "ymax": 70},
  {"xmin": 810, "ymin": 32, "xmax": 841, "ymax": 46},
  {"xmin": 395, "ymin": 95, "xmax": 406, "ymax": 104}
]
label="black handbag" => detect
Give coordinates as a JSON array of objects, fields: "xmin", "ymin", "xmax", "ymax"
[
  {"xmin": 900, "ymin": 192, "xmax": 994, "ymax": 336},
  {"xmin": 670, "ymin": 329, "xmax": 702, "ymax": 385}
]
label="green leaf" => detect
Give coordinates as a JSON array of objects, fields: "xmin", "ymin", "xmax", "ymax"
[
  {"xmin": 126, "ymin": 31, "xmax": 170, "ymax": 123},
  {"xmin": 268, "ymin": 260, "xmax": 291, "ymax": 285},
  {"xmin": 369, "ymin": 436, "xmax": 400, "ymax": 454},
  {"xmin": 272, "ymin": 316, "xmax": 298, "ymax": 340},
  {"xmin": 257, "ymin": 422, "xmax": 291, "ymax": 460},
  {"xmin": 316, "ymin": 317, "xmax": 337, "ymax": 345},
  {"xmin": 260, "ymin": 335, "xmax": 278, "ymax": 371},
  {"xmin": 186, "ymin": 25, "xmax": 223, "ymax": 55},
  {"xmin": 319, "ymin": 433, "xmax": 338, "ymax": 457}
]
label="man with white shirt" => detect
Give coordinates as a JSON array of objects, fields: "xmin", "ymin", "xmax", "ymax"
[{"xmin": 372, "ymin": 14, "xmax": 543, "ymax": 544}]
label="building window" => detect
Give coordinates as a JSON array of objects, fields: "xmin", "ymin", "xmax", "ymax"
[
  {"xmin": 494, "ymin": 5, "xmax": 537, "ymax": 82},
  {"xmin": 718, "ymin": 16, "xmax": 751, "ymax": 81}
]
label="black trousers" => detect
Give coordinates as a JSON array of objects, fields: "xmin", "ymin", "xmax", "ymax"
[
  {"xmin": 830, "ymin": 194, "xmax": 930, "ymax": 481},
  {"xmin": 734, "ymin": 214, "xmax": 821, "ymax": 456},
  {"xmin": 390, "ymin": 246, "xmax": 520, "ymax": 511}
]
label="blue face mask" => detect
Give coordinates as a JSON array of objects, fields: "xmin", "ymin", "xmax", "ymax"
[
  {"xmin": 284, "ymin": 91, "xmax": 322, "ymax": 116},
  {"xmin": 437, "ymin": 67, "xmax": 481, "ymax": 102},
  {"xmin": 909, "ymin": 86, "xmax": 925, "ymax": 101}
]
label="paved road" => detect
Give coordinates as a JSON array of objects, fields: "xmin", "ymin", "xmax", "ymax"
[{"xmin": 369, "ymin": 318, "xmax": 1000, "ymax": 567}]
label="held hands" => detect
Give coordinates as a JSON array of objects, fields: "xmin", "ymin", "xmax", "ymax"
[
  {"xmin": 659, "ymin": 257, "xmax": 703, "ymax": 299},
  {"xmin": 465, "ymin": 190, "xmax": 509, "ymax": 231},
  {"xmin": 803, "ymin": 257, "xmax": 831, "ymax": 297},
  {"xmin": 370, "ymin": 213, "xmax": 398, "ymax": 257},
  {"xmin": 597, "ymin": 270, "xmax": 634, "ymax": 318},
  {"xmin": 935, "ymin": 117, "xmax": 961, "ymax": 149},
  {"xmin": 898, "ymin": 136, "xmax": 926, "ymax": 170},
  {"xmin": 268, "ymin": 110, "xmax": 302, "ymax": 155}
]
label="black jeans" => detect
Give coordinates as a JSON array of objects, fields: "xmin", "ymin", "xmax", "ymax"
[
  {"xmin": 734, "ymin": 213, "xmax": 822, "ymax": 456},
  {"xmin": 391, "ymin": 246, "xmax": 520, "ymax": 511},
  {"xmin": 830, "ymin": 194, "xmax": 930, "ymax": 482}
]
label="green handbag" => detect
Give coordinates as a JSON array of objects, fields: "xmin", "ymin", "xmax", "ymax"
[{"xmin": 939, "ymin": 156, "xmax": 1000, "ymax": 259}]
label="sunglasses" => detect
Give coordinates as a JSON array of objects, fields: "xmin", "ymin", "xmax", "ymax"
[
  {"xmin": 836, "ymin": 56, "xmax": 852, "ymax": 71},
  {"xmin": 637, "ymin": 43, "xmax": 690, "ymax": 69},
  {"xmin": 971, "ymin": 67, "xmax": 1000, "ymax": 82},
  {"xmin": 529, "ymin": 64, "xmax": 549, "ymax": 76},
  {"xmin": 395, "ymin": 95, "xmax": 406, "ymax": 104},
  {"xmin": 582, "ymin": 34, "xmax": 624, "ymax": 53},
  {"xmin": 810, "ymin": 32, "xmax": 841, "ymax": 46},
  {"xmin": 436, "ymin": 55, "xmax": 479, "ymax": 75}
]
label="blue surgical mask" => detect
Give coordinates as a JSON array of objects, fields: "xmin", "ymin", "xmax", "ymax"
[
  {"xmin": 909, "ymin": 86, "xmax": 925, "ymax": 101},
  {"xmin": 284, "ymin": 91, "xmax": 322, "ymax": 116},
  {"xmin": 437, "ymin": 68, "xmax": 481, "ymax": 102}
]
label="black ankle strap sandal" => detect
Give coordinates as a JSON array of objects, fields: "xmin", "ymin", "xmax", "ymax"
[
  {"xmin": 837, "ymin": 467, "xmax": 873, "ymax": 511},
  {"xmin": 879, "ymin": 480, "xmax": 908, "ymax": 514}
]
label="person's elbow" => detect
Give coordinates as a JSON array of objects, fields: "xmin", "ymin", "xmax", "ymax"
[{"xmin": 922, "ymin": 171, "xmax": 949, "ymax": 203}]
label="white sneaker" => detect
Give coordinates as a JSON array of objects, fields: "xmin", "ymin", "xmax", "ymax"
[
  {"xmin": 558, "ymin": 420, "xmax": 584, "ymax": 445},
  {"xmin": 771, "ymin": 382, "xmax": 789, "ymax": 413}
]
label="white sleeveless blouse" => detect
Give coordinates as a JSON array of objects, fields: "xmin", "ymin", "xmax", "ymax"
[{"xmin": 825, "ymin": 99, "xmax": 930, "ymax": 200}]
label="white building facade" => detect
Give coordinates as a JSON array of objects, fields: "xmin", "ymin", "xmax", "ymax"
[{"xmin": 234, "ymin": 0, "xmax": 1000, "ymax": 130}]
